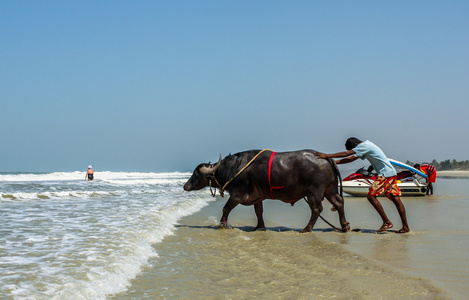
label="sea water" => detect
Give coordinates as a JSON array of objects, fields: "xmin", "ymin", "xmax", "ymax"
[{"xmin": 0, "ymin": 171, "xmax": 213, "ymax": 299}]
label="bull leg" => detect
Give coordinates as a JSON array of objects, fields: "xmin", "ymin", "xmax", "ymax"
[
  {"xmin": 253, "ymin": 202, "xmax": 265, "ymax": 231},
  {"xmin": 325, "ymin": 193, "xmax": 350, "ymax": 232},
  {"xmin": 219, "ymin": 197, "xmax": 239, "ymax": 229},
  {"xmin": 301, "ymin": 194, "xmax": 323, "ymax": 233}
]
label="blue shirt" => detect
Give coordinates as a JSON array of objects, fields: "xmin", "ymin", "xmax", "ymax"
[{"xmin": 353, "ymin": 140, "xmax": 397, "ymax": 177}]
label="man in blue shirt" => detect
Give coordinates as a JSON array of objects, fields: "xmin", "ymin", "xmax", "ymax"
[{"xmin": 315, "ymin": 137, "xmax": 410, "ymax": 233}]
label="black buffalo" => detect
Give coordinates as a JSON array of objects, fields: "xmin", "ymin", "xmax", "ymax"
[{"xmin": 183, "ymin": 149, "xmax": 350, "ymax": 232}]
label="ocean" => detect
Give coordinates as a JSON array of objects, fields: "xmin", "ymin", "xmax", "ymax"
[
  {"xmin": 0, "ymin": 171, "xmax": 212, "ymax": 299},
  {"xmin": 1, "ymin": 172, "xmax": 468, "ymax": 299}
]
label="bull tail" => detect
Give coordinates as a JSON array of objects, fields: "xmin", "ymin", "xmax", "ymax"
[{"xmin": 327, "ymin": 158, "xmax": 343, "ymax": 198}]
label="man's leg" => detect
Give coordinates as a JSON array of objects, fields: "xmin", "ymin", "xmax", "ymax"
[
  {"xmin": 366, "ymin": 194, "xmax": 393, "ymax": 232},
  {"xmin": 389, "ymin": 194, "xmax": 410, "ymax": 233},
  {"xmin": 428, "ymin": 182, "xmax": 434, "ymax": 195}
]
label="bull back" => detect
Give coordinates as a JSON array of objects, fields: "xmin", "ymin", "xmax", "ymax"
[{"xmin": 213, "ymin": 150, "xmax": 337, "ymax": 202}]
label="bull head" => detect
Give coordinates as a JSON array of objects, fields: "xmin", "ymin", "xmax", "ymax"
[{"xmin": 200, "ymin": 154, "xmax": 222, "ymax": 175}]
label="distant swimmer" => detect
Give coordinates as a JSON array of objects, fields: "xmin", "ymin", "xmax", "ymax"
[
  {"xmin": 414, "ymin": 163, "xmax": 437, "ymax": 195},
  {"xmin": 86, "ymin": 165, "xmax": 94, "ymax": 181}
]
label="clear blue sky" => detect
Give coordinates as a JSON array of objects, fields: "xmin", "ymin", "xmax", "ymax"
[{"xmin": 1, "ymin": 1, "xmax": 468, "ymax": 172}]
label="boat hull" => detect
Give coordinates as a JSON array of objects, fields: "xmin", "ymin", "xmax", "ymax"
[{"xmin": 341, "ymin": 180, "xmax": 427, "ymax": 196}]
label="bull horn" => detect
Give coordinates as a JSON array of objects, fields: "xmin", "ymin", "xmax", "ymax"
[{"xmin": 200, "ymin": 154, "xmax": 222, "ymax": 175}]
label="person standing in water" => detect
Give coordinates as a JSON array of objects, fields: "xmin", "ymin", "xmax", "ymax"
[
  {"xmin": 414, "ymin": 163, "xmax": 437, "ymax": 195},
  {"xmin": 315, "ymin": 137, "xmax": 410, "ymax": 233},
  {"xmin": 86, "ymin": 165, "xmax": 94, "ymax": 181}
]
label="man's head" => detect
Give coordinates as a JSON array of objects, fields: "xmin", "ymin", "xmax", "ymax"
[{"xmin": 345, "ymin": 137, "xmax": 362, "ymax": 150}]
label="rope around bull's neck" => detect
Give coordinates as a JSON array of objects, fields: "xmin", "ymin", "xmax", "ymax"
[{"xmin": 216, "ymin": 149, "xmax": 273, "ymax": 197}]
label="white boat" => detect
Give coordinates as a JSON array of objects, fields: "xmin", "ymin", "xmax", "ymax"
[
  {"xmin": 342, "ymin": 178, "xmax": 427, "ymax": 196},
  {"xmin": 341, "ymin": 160, "xmax": 428, "ymax": 197}
]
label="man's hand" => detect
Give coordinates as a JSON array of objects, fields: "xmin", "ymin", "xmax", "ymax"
[{"xmin": 314, "ymin": 152, "xmax": 328, "ymax": 159}]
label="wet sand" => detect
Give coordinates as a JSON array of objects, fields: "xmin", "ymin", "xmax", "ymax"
[{"xmin": 113, "ymin": 178, "xmax": 469, "ymax": 299}]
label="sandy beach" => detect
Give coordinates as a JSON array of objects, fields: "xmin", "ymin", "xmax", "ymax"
[
  {"xmin": 436, "ymin": 170, "xmax": 469, "ymax": 178},
  {"xmin": 113, "ymin": 177, "xmax": 469, "ymax": 299}
]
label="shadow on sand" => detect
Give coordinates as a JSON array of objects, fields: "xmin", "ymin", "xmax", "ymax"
[
  {"xmin": 176, "ymin": 224, "xmax": 401, "ymax": 234},
  {"xmin": 176, "ymin": 224, "xmax": 341, "ymax": 233}
]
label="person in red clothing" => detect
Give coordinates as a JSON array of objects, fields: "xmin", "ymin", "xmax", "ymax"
[{"xmin": 414, "ymin": 163, "xmax": 436, "ymax": 195}]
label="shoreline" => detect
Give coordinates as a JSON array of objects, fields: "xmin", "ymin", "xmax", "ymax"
[
  {"xmin": 114, "ymin": 197, "xmax": 453, "ymax": 299},
  {"xmin": 113, "ymin": 178, "xmax": 469, "ymax": 299},
  {"xmin": 436, "ymin": 170, "xmax": 469, "ymax": 177}
]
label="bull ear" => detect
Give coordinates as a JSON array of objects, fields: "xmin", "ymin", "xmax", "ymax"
[{"xmin": 200, "ymin": 154, "xmax": 222, "ymax": 175}]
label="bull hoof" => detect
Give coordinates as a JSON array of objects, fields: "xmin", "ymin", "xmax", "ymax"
[
  {"xmin": 300, "ymin": 228, "xmax": 312, "ymax": 233},
  {"xmin": 253, "ymin": 227, "xmax": 266, "ymax": 231},
  {"xmin": 341, "ymin": 222, "xmax": 351, "ymax": 232},
  {"xmin": 217, "ymin": 222, "xmax": 232, "ymax": 229}
]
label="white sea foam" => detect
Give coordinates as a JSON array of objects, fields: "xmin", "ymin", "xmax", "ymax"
[
  {"xmin": 0, "ymin": 171, "xmax": 191, "ymax": 182},
  {"xmin": 0, "ymin": 190, "xmax": 128, "ymax": 202},
  {"xmin": 0, "ymin": 171, "xmax": 212, "ymax": 299}
]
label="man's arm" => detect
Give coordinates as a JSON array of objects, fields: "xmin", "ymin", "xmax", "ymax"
[
  {"xmin": 314, "ymin": 149, "xmax": 356, "ymax": 159},
  {"xmin": 314, "ymin": 149, "xmax": 358, "ymax": 164},
  {"xmin": 335, "ymin": 156, "xmax": 359, "ymax": 165}
]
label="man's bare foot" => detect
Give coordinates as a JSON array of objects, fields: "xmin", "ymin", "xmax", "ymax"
[
  {"xmin": 376, "ymin": 223, "xmax": 393, "ymax": 232},
  {"xmin": 395, "ymin": 228, "xmax": 410, "ymax": 233}
]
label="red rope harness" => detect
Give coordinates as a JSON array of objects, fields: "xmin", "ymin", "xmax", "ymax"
[{"xmin": 268, "ymin": 151, "xmax": 285, "ymax": 199}]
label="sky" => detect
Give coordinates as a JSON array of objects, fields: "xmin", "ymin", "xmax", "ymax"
[{"xmin": 1, "ymin": 1, "xmax": 468, "ymax": 172}]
